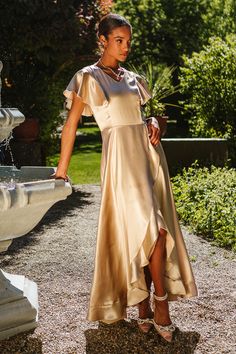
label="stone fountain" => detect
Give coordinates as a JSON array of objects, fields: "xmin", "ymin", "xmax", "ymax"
[{"xmin": 0, "ymin": 61, "xmax": 72, "ymax": 339}]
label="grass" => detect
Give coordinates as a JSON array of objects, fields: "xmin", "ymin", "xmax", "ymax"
[
  {"xmin": 68, "ymin": 142, "xmax": 101, "ymax": 184},
  {"xmin": 47, "ymin": 125, "xmax": 102, "ymax": 184}
]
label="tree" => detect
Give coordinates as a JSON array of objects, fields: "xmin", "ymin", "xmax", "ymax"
[
  {"xmin": 0, "ymin": 0, "xmax": 101, "ymax": 156},
  {"xmin": 113, "ymin": 0, "xmax": 236, "ymax": 66},
  {"xmin": 114, "ymin": 0, "xmax": 209, "ymax": 66},
  {"xmin": 161, "ymin": 0, "xmax": 209, "ymax": 65},
  {"xmin": 179, "ymin": 35, "xmax": 236, "ymax": 140},
  {"xmin": 113, "ymin": 0, "xmax": 165, "ymax": 66},
  {"xmin": 201, "ymin": 0, "xmax": 236, "ymax": 41}
]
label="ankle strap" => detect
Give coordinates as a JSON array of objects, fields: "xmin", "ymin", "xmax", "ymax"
[{"xmin": 153, "ymin": 293, "xmax": 168, "ymax": 301}]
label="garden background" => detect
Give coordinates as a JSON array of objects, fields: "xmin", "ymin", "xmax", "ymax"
[{"xmin": 0, "ymin": 0, "xmax": 235, "ymax": 251}]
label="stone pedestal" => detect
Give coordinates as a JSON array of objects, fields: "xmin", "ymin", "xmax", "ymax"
[
  {"xmin": 0, "ymin": 166, "xmax": 72, "ymax": 340},
  {"xmin": 0, "ymin": 270, "xmax": 38, "ymax": 340},
  {"xmin": 0, "ymin": 62, "xmax": 71, "ymax": 340}
]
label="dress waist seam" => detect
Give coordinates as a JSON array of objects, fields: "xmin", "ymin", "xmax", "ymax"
[{"xmin": 101, "ymin": 122, "xmax": 145, "ymax": 133}]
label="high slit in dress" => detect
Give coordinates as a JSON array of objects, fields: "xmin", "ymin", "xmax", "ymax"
[{"xmin": 63, "ymin": 64, "xmax": 198, "ymax": 323}]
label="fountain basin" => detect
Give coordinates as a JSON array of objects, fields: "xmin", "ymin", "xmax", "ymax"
[
  {"xmin": 0, "ymin": 108, "xmax": 25, "ymax": 143},
  {"xmin": 0, "ymin": 61, "xmax": 72, "ymax": 340},
  {"xmin": 0, "ymin": 166, "xmax": 72, "ymax": 251},
  {"xmin": 0, "ymin": 165, "xmax": 72, "ymax": 339}
]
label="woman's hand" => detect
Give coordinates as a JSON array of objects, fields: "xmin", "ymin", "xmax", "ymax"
[
  {"xmin": 50, "ymin": 171, "xmax": 69, "ymax": 182},
  {"xmin": 147, "ymin": 121, "xmax": 161, "ymax": 147}
]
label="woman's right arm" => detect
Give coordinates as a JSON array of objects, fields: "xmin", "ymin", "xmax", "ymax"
[{"xmin": 55, "ymin": 92, "xmax": 86, "ymax": 180}]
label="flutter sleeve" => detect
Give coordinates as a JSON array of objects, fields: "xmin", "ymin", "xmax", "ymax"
[
  {"xmin": 63, "ymin": 70, "xmax": 108, "ymax": 116},
  {"xmin": 135, "ymin": 74, "xmax": 152, "ymax": 105}
]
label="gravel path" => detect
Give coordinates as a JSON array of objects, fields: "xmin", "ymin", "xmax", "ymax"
[{"xmin": 0, "ymin": 184, "xmax": 235, "ymax": 354}]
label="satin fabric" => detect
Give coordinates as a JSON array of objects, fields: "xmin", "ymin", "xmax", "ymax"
[{"xmin": 64, "ymin": 65, "xmax": 198, "ymax": 323}]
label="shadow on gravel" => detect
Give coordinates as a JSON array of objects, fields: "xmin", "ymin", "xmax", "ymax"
[
  {"xmin": 0, "ymin": 187, "xmax": 92, "ymax": 261},
  {"xmin": 35, "ymin": 186, "xmax": 93, "ymax": 227},
  {"xmin": 85, "ymin": 320, "xmax": 200, "ymax": 354},
  {"xmin": 0, "ymin": 331, "xmax": 42, "ymax": 354}
]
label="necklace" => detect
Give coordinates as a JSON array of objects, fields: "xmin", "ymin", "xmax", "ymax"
[{"xmin": 98, "ymin": 59, "xmax": 123, "ymax": 81}]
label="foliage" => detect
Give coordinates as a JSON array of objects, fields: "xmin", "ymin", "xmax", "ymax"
[
  {"xmin": 201, "ymin": 0, "xmax": 236, "ymax": 40},
  {"xmin": 158, "ymin": 0, "xmax": 207, "ymax": 65},
  {"xmin": 179, "ymin": 35, "xmax": 236, "ymax": 140},
  {"xmin": 0, "ymin": 0, "xmax": 101, "ymax": 156},
  {"xmin": 113, "ymin": 0, "xmax": 165, "ymax": 65},
  {"xmin": 130, "ymin": 61, "xmax": 180, "ymax": 116},
  {"xmin": 172, "ymin": 163, "xmax": 236, "ymax": 251},
  {"xmin": 113, "ymin": 0, "xmax": 236, "ymax": 129},
  {"xmin": 113, "ymin": 0, "xmax": 208, "ymax": 66},
  {"xmin": 113, "ymin": 0, "xmax": 236, "ymax": 67},
  {"xmin": 143, "ymin": 63, "xmax": 180, "ymax": 116}
]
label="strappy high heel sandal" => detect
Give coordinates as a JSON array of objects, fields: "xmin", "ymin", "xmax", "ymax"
[
  {"xmin": 137, "ymin": 295, "xmax": 154, "ymax": 333},
  {"xmin": 152, "ymin": 293, "xmax": 176, "ymax": 342},
  {"xmin": 137, "ymin": 317, "xmax": 153, "ymax": 333}
]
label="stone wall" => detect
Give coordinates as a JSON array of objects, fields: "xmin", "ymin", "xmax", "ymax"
[{"xmin": 162, "ymin": 138, "xmax": 228, "ymax": 175}]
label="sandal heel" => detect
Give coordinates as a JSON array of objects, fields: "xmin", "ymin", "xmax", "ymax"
[{"xmin": 137, "ymin": 292, "xmax": 153, "ymax": 333}]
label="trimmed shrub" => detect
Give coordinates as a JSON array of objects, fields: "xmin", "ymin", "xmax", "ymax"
[{"xmin": 172, "ymin": 164, "xmax": 236, "ymax": 251}]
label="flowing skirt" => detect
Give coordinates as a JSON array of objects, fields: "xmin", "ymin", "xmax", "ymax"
[{"xmin": 87, "ymin": 123, "xmax": 198, "ymax": 322}]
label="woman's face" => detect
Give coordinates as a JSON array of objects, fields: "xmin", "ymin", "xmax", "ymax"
[{"xmin": 100, "ymin": 25, "xmax": 132, "ymax": 62}]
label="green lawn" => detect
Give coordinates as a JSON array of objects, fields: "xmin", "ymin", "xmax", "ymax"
[
  {"xmin": 47, "ymin": 125, "xmax": 102, "ymax": 184},
  {"xmin": 68, "ymin": 142, "xmax": 101, "ymax": 184}
]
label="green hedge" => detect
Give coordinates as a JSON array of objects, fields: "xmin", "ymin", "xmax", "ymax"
[
  {"xmin": 179, "ymin": 35, "xmax": 236, "ymax": 140},
  {"xmin": 172, "ymin": 164, "xmax": 236, "ymax": 251}
]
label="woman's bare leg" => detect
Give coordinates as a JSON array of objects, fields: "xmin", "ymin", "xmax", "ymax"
[
  {"xmin": 148, "ymin": 228, "xmax": 171, "ymax": 325},
  {"xmin": 138, "ymin": 266, "xmax": 153, "ymax": 319}
]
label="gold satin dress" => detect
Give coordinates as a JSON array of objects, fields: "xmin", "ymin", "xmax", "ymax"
[{"xmin": 64, "ymin": 65, "xmax": 198, "ymax": 323}]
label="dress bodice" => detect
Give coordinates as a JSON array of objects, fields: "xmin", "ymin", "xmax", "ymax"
[{"xmin": 63, "ymin": 65, "xmax": 152, "ymax": 131}]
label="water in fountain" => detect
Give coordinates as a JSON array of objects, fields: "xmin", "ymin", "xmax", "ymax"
[
  {"xmin": 0, "ymin": 178, "xmax": 15, "ymax": 189},
  {"xmin": 0, "ymin": 136, "xmax": 16, "ymax": 189},
  {"xmin": 0, "ymin": 132, "xmax": 15, "ymax": 164},
  {"xmin": 0, "ymin": 61, "xmax": 20, "ymax": 188}
]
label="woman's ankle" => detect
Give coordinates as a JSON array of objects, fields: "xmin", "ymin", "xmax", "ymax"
[
  {"xmin": 138, "ymin": 296, "xmax": 153, "ymax": 319},
  {"xmin": 154, "ymin": 298, "xmax": 171, "ymax": 325}
]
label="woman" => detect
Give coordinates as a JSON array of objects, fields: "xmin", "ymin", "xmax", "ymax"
[{"xmin": 56, "ymin": 13, "xmax": 198, "ymax": 342}]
